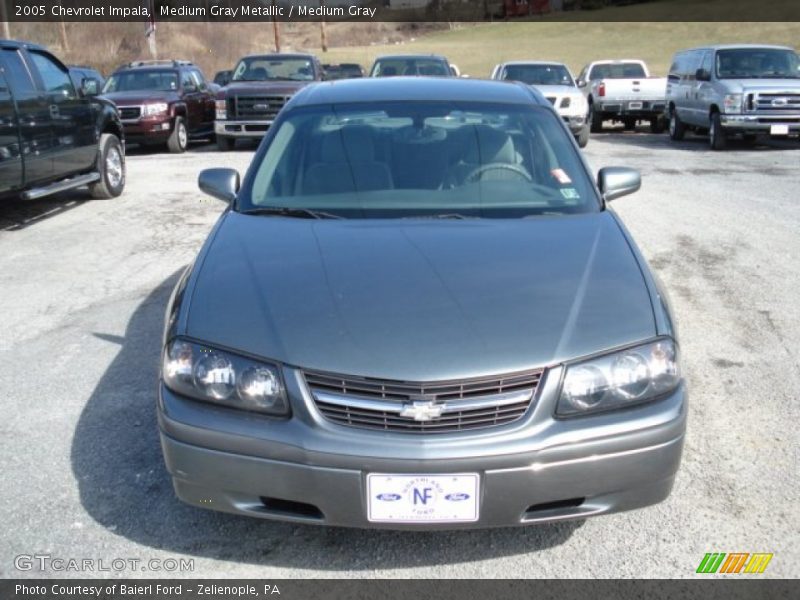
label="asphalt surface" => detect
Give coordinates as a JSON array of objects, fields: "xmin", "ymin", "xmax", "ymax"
[{"xmin": 1, "ymin": 129, "xmax": 798, "ymax": 579}]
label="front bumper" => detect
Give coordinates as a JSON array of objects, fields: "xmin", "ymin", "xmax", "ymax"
[
  {"xmin": 121, "ymin": 116, "xmax": 172, "ymax": 143},
  {"xmin": 215, "ymin": 119, "xmax": 273, "ymax": 138},
  {"xmin": 720, "ymin": 114, "xmax": 800, "ymax": 133},
  {"xmin": 158, "ymin": 366, "xmax": 687, "ymax": 529}
]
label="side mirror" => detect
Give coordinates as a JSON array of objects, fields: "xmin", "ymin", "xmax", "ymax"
[
  {"xmin": 598, "ymin": 167, "xmax": 641, "ymax": 202},
  {"xmin": 576, "ymin": 79, "xmax": 587, "ymax": 88},
  {"xmin": 199, "ymin": 168, "xmax": 240, "ymax": 203},
  {"xmin": 695, "ymin": 68, "xmax": 711, "ymax": 82},
  {"xmin": 81, "ymin": 78, "xmax": 99, "ymax": 96}
]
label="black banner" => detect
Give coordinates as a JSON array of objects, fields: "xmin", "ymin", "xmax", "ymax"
[
  {"xmin": 3, "ymin": 0, "xmax": 800, "ymax": 22},
  {"xmin": 2, "ymin": 580, "xmax": 800, "ymax": 600}
]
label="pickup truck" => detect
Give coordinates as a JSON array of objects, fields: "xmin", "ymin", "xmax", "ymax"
[
  {"xmin": 214, "ymin": 53, "xmax": 324, "ymax": 151},
  {"xmin": 577, "ymin": 60, "xmax": 667, "ymax": 133},
  {"xmin": 0, "ymin": 40, "xmax": 125, "ymax": 201}
]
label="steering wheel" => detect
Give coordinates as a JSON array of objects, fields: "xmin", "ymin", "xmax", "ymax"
[{"xmin": 465, "ymin": 162, "xmax": 532, "ymax": 184}]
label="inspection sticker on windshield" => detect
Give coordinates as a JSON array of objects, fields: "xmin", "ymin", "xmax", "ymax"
[
  {"xmin": 550, "ymin": 168, "xmax": 572, "ymax": 185},
  {"xmin": 561, "ymin": 188, "xmax": 580, "ymax": 200},
  {"xmin": 367, "ymin": 473, "xmax": 479, "ymax": 523}
]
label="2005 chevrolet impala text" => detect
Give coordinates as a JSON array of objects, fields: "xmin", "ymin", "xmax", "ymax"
[{"xmin": 158, "ymin": 77, "xmax": 686, "ymax": 529}]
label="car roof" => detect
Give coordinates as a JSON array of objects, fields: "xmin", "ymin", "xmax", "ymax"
[
  {"xmin": 293, "ymin": 77, "xmax": 546, "ymax": 107},
  {"xmin": 374, "ymin": 54, "xmax": 449, "ymax": 61},
  {"xmin": 0, "ymin": 39, "xmax": 44, "ymax": 51},
  {"xmin": 676, "ymin": 43, "xmax": 796, "ymax": 52},
  {"xmin": 499, "ymin": 61, "xmax": 568, "ymax": 67}
]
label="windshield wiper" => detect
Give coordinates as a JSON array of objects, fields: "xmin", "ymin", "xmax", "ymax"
[
  {"xmin": 402, "ymin": 213, "xmax": 476, "ymax": 220},
  {"xmin": 242, "ymin": 206, "xmax": 343, "ymax": 220}
]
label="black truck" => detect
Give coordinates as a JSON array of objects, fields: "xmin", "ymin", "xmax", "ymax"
[{"xmin": 0, "ymin": 40, "xmax": 125, "ymax": 201}]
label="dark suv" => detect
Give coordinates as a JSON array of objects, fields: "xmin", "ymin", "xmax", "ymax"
[
  {"xmin": 0, "ymin": 40, "xmax": 125, "ymax": 201},
  {"xmin": 101, "ymin": 60, "xmax": 215, "ymax": 153}
]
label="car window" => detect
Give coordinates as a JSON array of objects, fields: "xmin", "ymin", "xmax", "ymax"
[
  {"xmin": 501, "ymin": 64, "xmax": 574, "ymax": 86},
  {"xmin": 29, "ymin": 51, "xmax": 75, "ymax": 97},
  {"xmin": 190, "ymin": 69, "xmax": 207, "ymax": 90},
  {"xmin": 589, "ymin": 63, "xmax": 647, "ymax": 80},
  {"xmin": 716, "ymin": 48, "xmax": 800, "ymax": 79},
  {"xmin": 232, "ymin": 57, "xmax": 315, "ymax": 82},
  {"xmin": 371, "ymin": 58, "xmax": 450, "ymax": 77},
  {"xmin": 103, "ymin": 70, "xmax": 178, "ymax": 92},
  {"xmin": 1, "ymin": 49, "xmax": 36, "ymax": 95},
  {"xmin": 244, "ymin": 101, "xmax": 596, "ymax": 219}
]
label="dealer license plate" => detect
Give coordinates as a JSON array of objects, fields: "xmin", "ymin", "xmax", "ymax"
[
  {"xmin": 770, "ymin": 124, "xmax": 789, "ymax": 135},
  {"xmin": 367, "ymin": 473, "xmax": 479, "ymax": 523}
]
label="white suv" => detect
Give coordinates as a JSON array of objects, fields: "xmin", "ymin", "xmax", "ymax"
[{"xmin": 491, "ymin": 61, "xmax": 590, "ymax": 147}]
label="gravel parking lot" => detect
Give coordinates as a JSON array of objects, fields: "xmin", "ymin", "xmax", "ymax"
[{"xmin": 1, "ymin": 130, "xmax": 798, "ymax": 578}]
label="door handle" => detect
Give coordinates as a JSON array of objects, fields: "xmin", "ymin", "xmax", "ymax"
[{"xmin": 49, "ymin": 104, "xmax": 60, "ymax": 118}]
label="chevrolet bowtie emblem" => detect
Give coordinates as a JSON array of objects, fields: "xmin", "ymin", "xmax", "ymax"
[{"xmin": 399, "ymin": 400, "xmax": 445, "ymax": 422}]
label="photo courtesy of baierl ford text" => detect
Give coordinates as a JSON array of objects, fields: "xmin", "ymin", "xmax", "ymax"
[{"xmin": 0, "ymin": 0, "xmax": 798, "ymax": 597}]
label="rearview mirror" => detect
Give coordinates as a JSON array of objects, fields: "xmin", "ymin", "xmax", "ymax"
[
  {"xmin": 81, "ymin": 78, "xmax": 99, "ymax": 96},
  {"xmin": 576, "ymin": 79, "xmax": 587, "ymax": 88},
  {"xmin": 695, "ymin": 68, "xmax": 711, "ymax": 82},
  {"xmin": 199, "ymin": 168, "xmax": 240, "ymax": 203},
  {"xmin": 597, "ymin": 167, "xmax": 641, "ymax": 201}
]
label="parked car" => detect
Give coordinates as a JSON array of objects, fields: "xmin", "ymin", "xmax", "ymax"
[
  {"xmin": 323, "ymin": 63, "xmax": 365, "ymax": 80},
  {"xmin": 213, "ymin": 69, "xmax": 233, "ymax": 87},
  {"xmin": 491, "ymin": 61, "xmax": 590, "ymax": 147},
  {"xmin": 666, "ymin": 44, "xmax": 800, "ymax": 150},
  {"xmin": 101, "ymin": 60, "xmax": 215, "ymax": 153},
  {"xmin": 0, "ymin": 40, "xmax": 125, "ymax": 200},
  {"xmin": 159, "ymin": 78, "xmax": 686, "ymax": 529},
  {"xmin": 577, "ymin": 60, "xmax": 667, "ymax": 133},
  {"xmin": 68, "ymin": 64, "xmax": 105, "ymax": 93},
  {"xmin": 214, "ymin": 53, "xmax": 324, "ymax": 151},
  {"xmin": 369, "ymin": 54, "xmax": 453, "ymax": 77}
]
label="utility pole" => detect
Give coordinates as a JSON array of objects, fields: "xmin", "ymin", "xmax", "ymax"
[
  {"xmin": 271, "ymin": 0, "xmax": 281, "ymax": 53},
  {"xmin": 320, "ymin": 1, "xmax": 328, "ymax": 52}
]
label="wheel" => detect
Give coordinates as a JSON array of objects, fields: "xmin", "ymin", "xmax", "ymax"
[
  {"xmin": 216, "ymin": 135, "xmax": 236, "ymax": 151},
  {"xmin": 89, "ymin": 133, "xmax": 125, "ymax": 199},
  {"xmin": 650, "ymin": 116, "xmax": 665, "ymax": 134},
  {"xmin": 167, "ymin": 116, "xmax": 188, "ymax": 153},
  {"xmin": 623, "ymin": 117, "xmax": 637, "ymax": 130},
  {"xmin": 589, "ymin": 103, "xmax": 603, "ymax": 133},
  {"xmin": 668, "ymin": 110, "xmax": 685, "ymax": 141},
  {"xmin": 576, "ymin": 126, "xmax": 590, "ymax": 148},
  {"xmin": 709, "ymin": 112, "xmax": 727, "ymax": 150}
]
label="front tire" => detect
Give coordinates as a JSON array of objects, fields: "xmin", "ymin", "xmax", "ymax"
[
  {"xmin": 709, "ymin": 112, "xmax": 727, "ymax": 150},
  {"xmin": 216, "ymin": 135, "xmax": 236, "ymax": 151},
  {"xmin": 669, "ymin": 110, "xmax": 685, "ymax": 141},
  {"xmin": 167, "ymin": 117, "xmax": 188, "ymax": 154},
  {"xmin": 576, "ymin": 126, "xmax": 590, "ymax": 148},
  {"xmin": 89, "ymin": 133, "xmax": 125, "ymax": 200}
]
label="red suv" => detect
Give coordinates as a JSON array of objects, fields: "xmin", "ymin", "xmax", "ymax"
[{"xmin": 101, "ymin": 60, "xmax": 215, "ymax": 153}]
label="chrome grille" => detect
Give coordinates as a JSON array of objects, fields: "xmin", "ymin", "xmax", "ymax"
[
  {"xmin": 749, "ymin": 92, "xmax": 800, "ymax": 112},
  {"xmin": 232, "ymin": 95, "xmax": 289, "ymax": 119},
  {"xmin": 305, "ymin": 369, "xmax": 542, "ymax": 434},
  {"xmin": 118, "ymin": 106, "xmax": 141, "ymax": 120}
]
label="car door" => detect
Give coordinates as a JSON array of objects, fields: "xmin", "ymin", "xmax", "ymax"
[
  {"xmin": 190, "ymin": 68, "xmax": 215, "ymax": 131},
  {"xmin": 0, "ymin": 47, "xmax": 51, "ymax": 185},
  {"xmin": 0, "ymin": 64, "xmax": 22, "ymax": 192},
  {"xmin": 180, "ymin": 69, "xmax": 203, "ymax": 134},
  {"xmin": 692, "ymin": 51, "xmax": 715, "ymax": 126},
  {"xmin": 682, "ymin": 50, "xmax": 705, "ymax": 126},
  {"xmin": 27, "ymin": 50, "xmax": 96, "ymax": 176}
]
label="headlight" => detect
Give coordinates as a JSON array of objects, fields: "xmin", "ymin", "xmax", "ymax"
[
  {"xmin": 143, "ymin": 102, "xmax": 169, "ymax": 116},
  {"xmin": 722, "ymin": 94, "xmax": 743, "ymax": 114},
  {"xmin": 163, "ymin": 338, "xmax": 290, "ymax": 416},
  {"xmin": 556, "ymin": 339, "xmax": 680, "ymax": 417},
  {"xmin": 215, "ymin": 99, "xmax": 227, "ymax": 120}
]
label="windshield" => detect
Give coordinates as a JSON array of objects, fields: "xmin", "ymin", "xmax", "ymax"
[
  {"xmin": 371, "ymin": 58, "xmax": 450, "ymax": 77},
  {"xmin": 241, "ymin": 101, "xmax": 597, "ymax": 219},
  {"xmin": 589, "ymin": 63, "xmax": 646, "ymax": 80},
  {"xmin": 502, "ymin": 64, "xmax": 574, "ymax": 86},
  {"xmin": 232, "ymin": 57, "xmax": 315, "ymax": 81},
  {"xmin": 716, "ymin": 49, "xmax": 800, "ymax": 79},
  {"xmin": 102, "ymin": 70, "xmax": 177, "ymax": 93}
]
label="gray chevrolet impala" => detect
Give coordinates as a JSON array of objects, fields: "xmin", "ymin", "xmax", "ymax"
[{"xmin": 159, "ymin": 77, "xmax": 686, "ymax": 529}]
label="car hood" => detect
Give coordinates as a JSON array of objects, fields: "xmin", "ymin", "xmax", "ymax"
[
  {"xmin": 721, "ymin": 78, "xmax": 800, "ymax": 93},
  {"xmin": 185, "ymin": 211, "xmax": 656, "ymax": 381},
  {"xmin": 530, "ymin": 84, "xmax": 582, "ymax": 97},
  {"xmin": 223, "ymin": 80, "xmax": 311, "ymax": 96},
  {"xmin": 100, "ymin": 90, "xmax": 178, "ymax": 106}
]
